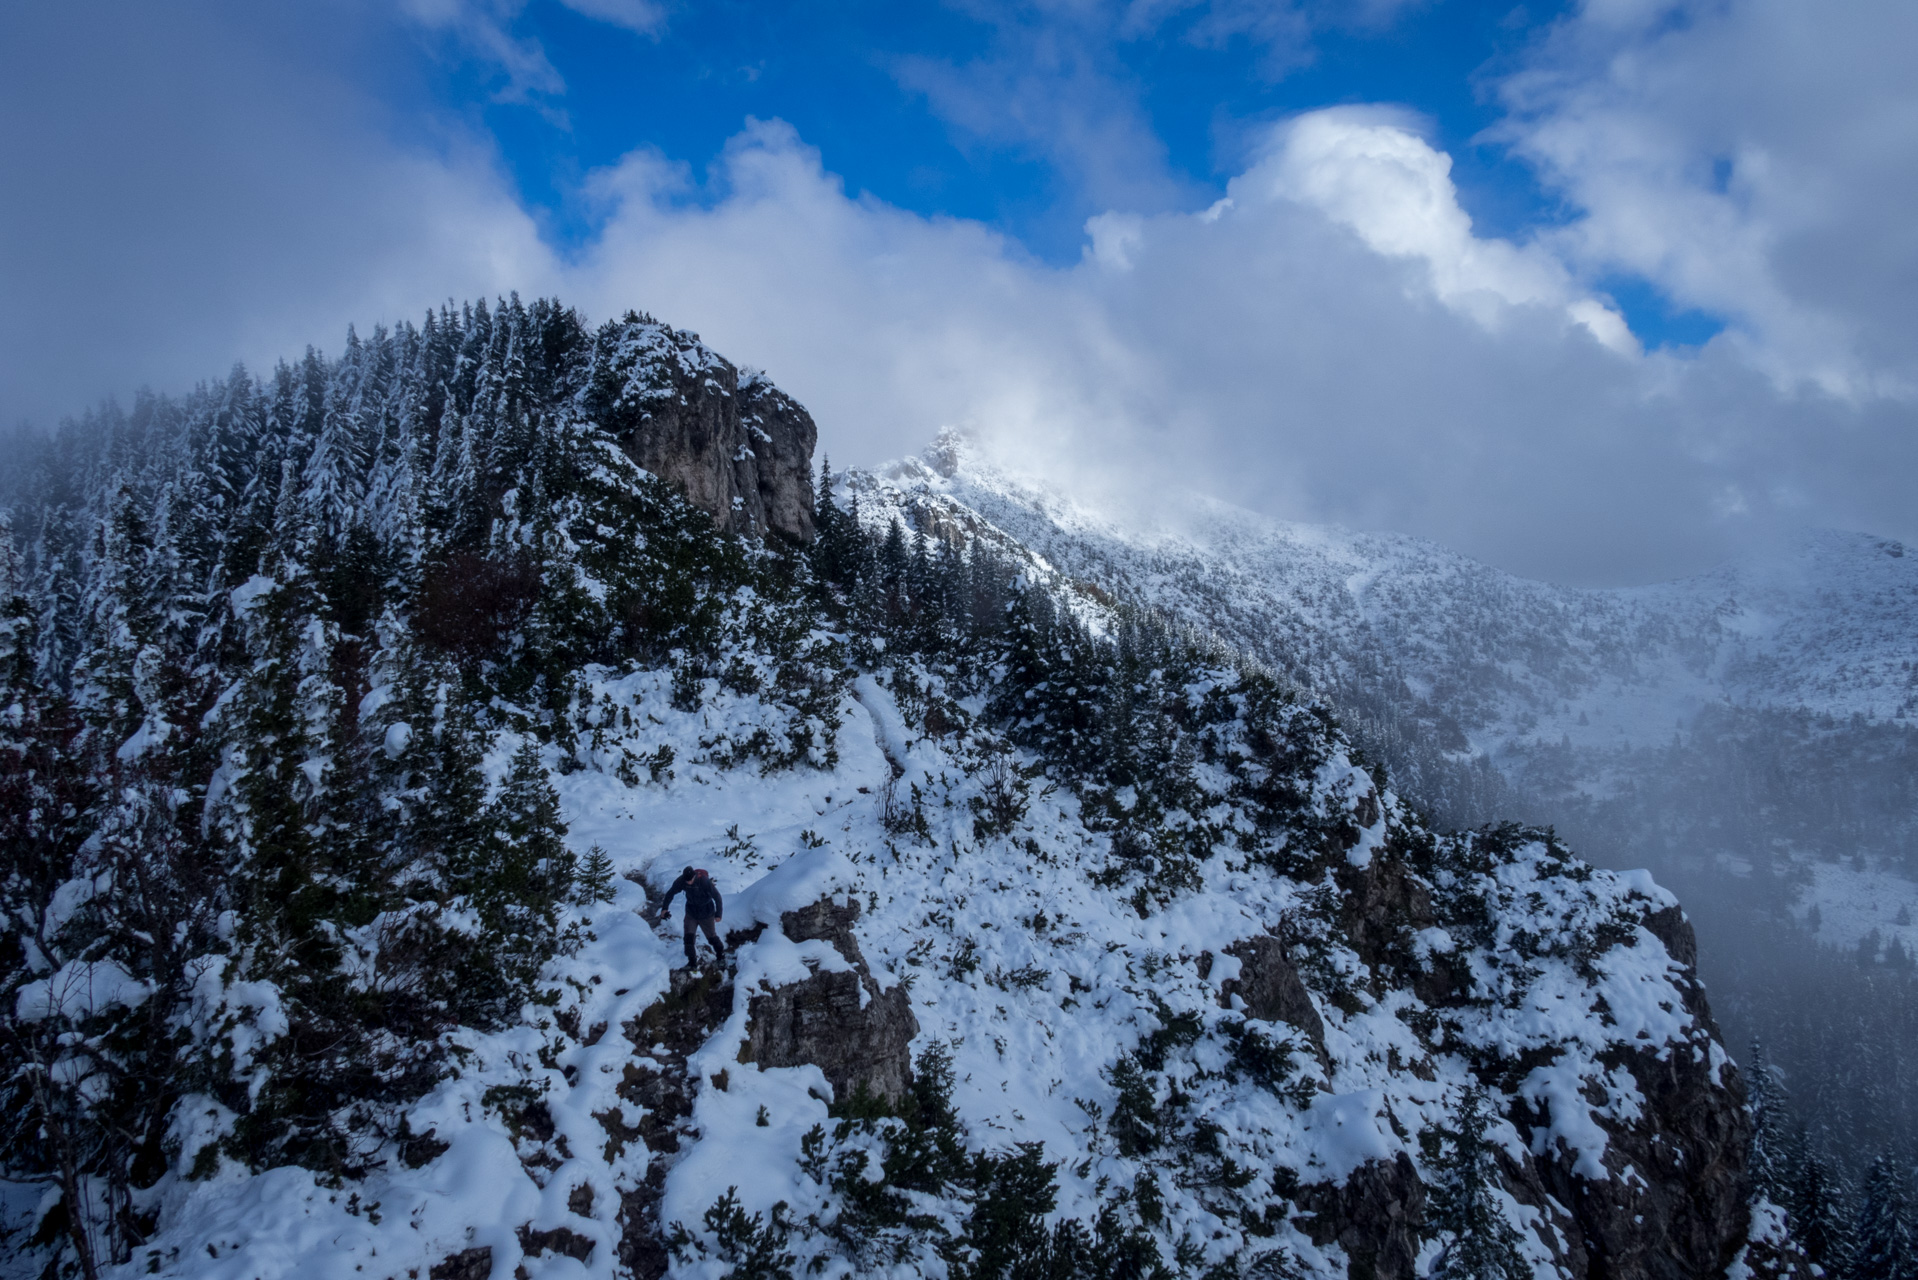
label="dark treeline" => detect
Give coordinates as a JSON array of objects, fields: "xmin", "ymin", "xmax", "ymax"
[
  {"xmin": 1746, "ymin": 1033, "xmax": 1918, "ymax": 1279},
  {"xmin": 1512, "ymin": 703, "xmax": 1918, "ymax": 879}
]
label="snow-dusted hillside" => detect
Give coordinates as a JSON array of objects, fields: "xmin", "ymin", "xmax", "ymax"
[
  {"xmin": 851, "ymin": 432, "xmax": 1918, "ymax": 760},
  {"xmin": 845, "ymin": 434, "xmax": 1918, "ymax": 945},
  {"xmin": 94, "ymin": 628, "xmax": 1758, "ymax": 1280},
  {"xmin": 1, "ymin": 303, "xmax": 1786, "ymax": 1280}
]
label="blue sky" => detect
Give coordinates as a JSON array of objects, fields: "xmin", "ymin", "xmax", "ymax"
[
  {"xmin": 474, "ymin": 0, "xmax": 1740, "ymax": 354},
  {"xmin": 3, "ymin": 0, "xmax": 1915, "ymax": 583},
  {"xmin": 441, "ymin": 0, "xmax": 1726, "ymax": 346}
]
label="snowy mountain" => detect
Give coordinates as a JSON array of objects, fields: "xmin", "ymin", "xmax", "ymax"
[
  {"xmin": 846, "ymin": 431, "xmax": 1918, "ymax": 1169},
  {"xmin": 851, "ymin": 431, "xmax": 1918, "ymax": 759},
  {"xmin": 0, "ymin": 301, "xmax": 1811, "ymax": 1280}
]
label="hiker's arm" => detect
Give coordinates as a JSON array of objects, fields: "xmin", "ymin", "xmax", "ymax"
[
  {"xmin": 659, "ymin": 876, "xmax": 685, "ymax": 910},
  {"xmin": 713, "ymin": 887, "xmax": 723, "ymax": 920}
]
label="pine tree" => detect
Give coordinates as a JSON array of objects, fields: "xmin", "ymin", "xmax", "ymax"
[
  {"xmin": 1792, "ymin": 1146, "xmax": 1854, "ymax": 1272},
  {"xmin": 1851, "ymin": 1155, "xmax": 1916, "ymax": 1280},
  {"xmin": 1424, "ymin": 1087, "xmax": 1528, "ymax": 1280},
  {"xmin": 1749, "ymin": 1038, "xmax": 1793, "ymax": 1201},
  {"xmin": 576, "ymin": 845, "xmax": 617, "ymax": 905},
  {"xmin": 877, "ymin": 518, "xmax": 911, "ymax": 628},
  {"xmin": 447, "ymin": 740, "xmax": 574, "ymax": 1023}
]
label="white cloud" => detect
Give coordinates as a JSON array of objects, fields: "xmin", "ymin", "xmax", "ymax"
[
  {"xmin": 0, "ymin": 2, "xmax": 554, "ymax": 432},
  {"xmin": 1498, "ymin": 0, "xmax": 1918, "ymax": 396},
  {"xmin": 550, "ymin": 118, "xmax": 1910, "ymax": 584},
  {"xmin": 554, "ymin": 0, "xmax": 665, "ymax": 37},
  {"xmin": 398, "ymin": 0, "xmax": 665, "ymax": 102},
  {"xmin": 399, "ymin": 0, "xmax": 567, "ymax": 101},
  {"xmin": 1250, "ymin": 110, "xmax": 1637, "ymax": 353},
  {"xmin": 4, "ymin": 1, "xmax": 1914, "ymax": 589}
]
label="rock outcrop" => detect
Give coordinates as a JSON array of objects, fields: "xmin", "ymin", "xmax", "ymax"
[
  {"xmin": 1291, "ymin": 833, "xmax": 1755, "ymax": 1280},
  {"xmin": 585, "ymin": 315, "xmax": 817, "ymax": 543},
  {"xmin": 738, "ymin": 898, "xmax": 918, "ymax": 1104},
  {"xmin": 1295, "ymin": 1154, "xmax": 1426, "ymax": 1280},
  {"xmin": 1222, "ymin": 933, "xmax": 1332, "ymax": 1073},
  {"xmin": 614, "ymin": 968, "xmax": 739, "ymax": 1280}
]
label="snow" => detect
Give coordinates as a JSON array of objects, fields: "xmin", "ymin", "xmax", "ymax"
[
  {"xmin": 228, "ymin": 574, "xmax": 276, "ymax": 616},
  {"xmin": 1792, "ymin": 859, "xmax": 1918, "ymax": 953},
  {"xmin": 848, "ymin": 437, "xmax": 1918, "ymax": 754},
  {"xmin": 726, "ymin": 848, "xmax": 858, "ymax": 933},
  {"xmin": 103, "ymin": 645, "xmax": 1731, "ymax": 1280},
  {"xmin": 78, "ymin": 446, "xmax": 1749, "ymax": 1280},
  {"xmin": 14, "ymin": 959, "xmax": 151, "ymax": 1022}
]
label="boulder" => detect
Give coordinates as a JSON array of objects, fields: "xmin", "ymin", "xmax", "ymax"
[{"xmin": 739, "ymin": 898, "xmax": 918, "ymax": 1104}]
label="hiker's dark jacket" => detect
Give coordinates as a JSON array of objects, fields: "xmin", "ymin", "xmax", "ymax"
[{"xmin": 661, "ymin": 871, "xmax": 723, "ymax": 921}]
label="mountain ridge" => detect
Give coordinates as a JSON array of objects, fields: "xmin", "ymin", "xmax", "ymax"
[{"xmin": 0, "ymin": 300, "xmax": 1809, "ymax": 1280}]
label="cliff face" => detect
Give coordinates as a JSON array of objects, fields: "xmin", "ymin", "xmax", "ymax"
[
  {"xmin": 1300, "ymin": 842, "xmax": 1752, "ymax": 1280},
  {"xmin": 584, "ymin": 316, "xmax": 817, "ymax": 543}
]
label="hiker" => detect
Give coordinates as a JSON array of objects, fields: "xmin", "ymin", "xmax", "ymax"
[{"xmin": 659, "ymin": 866, "xmax": 725, "ymax": 968}]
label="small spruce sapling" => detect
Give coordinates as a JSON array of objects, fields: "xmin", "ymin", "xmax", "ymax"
[
  {"xmin": 667, "ymin": 1187, "xmax": 797, "ymax": 1280},
  {"xmin": 575, "ymin": 845, "xmax": 616, "ymax": 905},
  {"xmin": 1422, "ymin": 1087, "xmax": 1528, "ymax": 1280},
  {"xmin": 1107, "ymin": 1053, "xmax": 1161, "ymax": 1157}
]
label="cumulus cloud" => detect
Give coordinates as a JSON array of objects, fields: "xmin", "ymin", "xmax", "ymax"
[
  {"xmin": 555, "ymin": 118, "xmax": 1909, "ymax": 584},
  {"xmin": 2, "ymin": 0, "xmax": 1913, "ymax": 588},
  {"xmin": 1500, "ymin": 0, "xmax": 1918, "ymax": 396},
  {"xmin": 1251, "ymin": 110, "xmax": 1637, "ymax": 353}
]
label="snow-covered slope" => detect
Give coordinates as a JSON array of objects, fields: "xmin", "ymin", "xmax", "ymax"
[
  {"xmin": 845, "ymin": 433, "xmax": 1918, "ymax": 962},
  {"xmin": 0, "ymin": 306, "xmax": 1787, "ymax": 1280},
  {"xmin": 107, "ymin": 640, "xmax": 1756, "ymax": 1280},
  {"xmin": 851, "ymin": 432, "xmax": 1918, "ymax": 761}
]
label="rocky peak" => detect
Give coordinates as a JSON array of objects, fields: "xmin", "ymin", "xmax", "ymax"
[{"xmin": 585, "ymin": 315, "xmax": 817, "ymax": 542}]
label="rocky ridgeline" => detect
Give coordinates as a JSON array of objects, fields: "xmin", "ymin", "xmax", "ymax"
[{"xmin": 0, "ymin": 301, "xmax": 1793, "ymax": 1280}]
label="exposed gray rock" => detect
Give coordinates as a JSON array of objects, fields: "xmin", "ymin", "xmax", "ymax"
[
  {"xmin": 613, "ymin": 967, "xmax": 738, "ymax": 1280},
  {"xmin": 1287, "ymin": 839, "xmax": 1755, "ymax": 1279},
  {"xmin": 1295, "ymin": 1154, "xmax": 1425, "ymax": 1280},
  {"xmin": 428, "ymin": 1246, "xmax": 491, "ymax": 1280},
  {"xmin": 586, "ymin": 316, "xmax": 817, "ymax": 543},
  {"xmin": 739, "ymin": 898, "xmax": 918, "ymax": 1104},
  {"xmin": 1222, "ymin": 934, "xmax": 1330, "ymax": 1071},
  {"xmin": 1334, "ymin": 845, "xmax": 1438, "ymax": 991},
  {"xmin": 1521, "ymin": 930, "xmax": 1753, "ymax": 1280},
  {"xmin": 519, "ymin": 1223, "xmax": 595, "ymax": 1264},
  {"xmin": 1644, "ymin": 904, "xmax": 1698, "ymax": 971}
]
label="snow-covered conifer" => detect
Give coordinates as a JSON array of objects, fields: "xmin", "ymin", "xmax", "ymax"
[
  {"xmin": 1852, "ymin": 1155, "xmax": 1916, "ymax": 1280},
  {"xmin": 1424, "ymin": 1087, "xmax": 1528, "ymax": 1280}
]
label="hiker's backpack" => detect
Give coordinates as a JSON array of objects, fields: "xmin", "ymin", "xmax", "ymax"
[{"xmin": 686, "ymin": 871, "xmax": 720, "ymax": 917}]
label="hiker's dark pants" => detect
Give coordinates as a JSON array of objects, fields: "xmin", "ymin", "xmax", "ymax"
[{"xmin": 684, "ymin": 915, "xmax": 724, "ymax": 964}]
